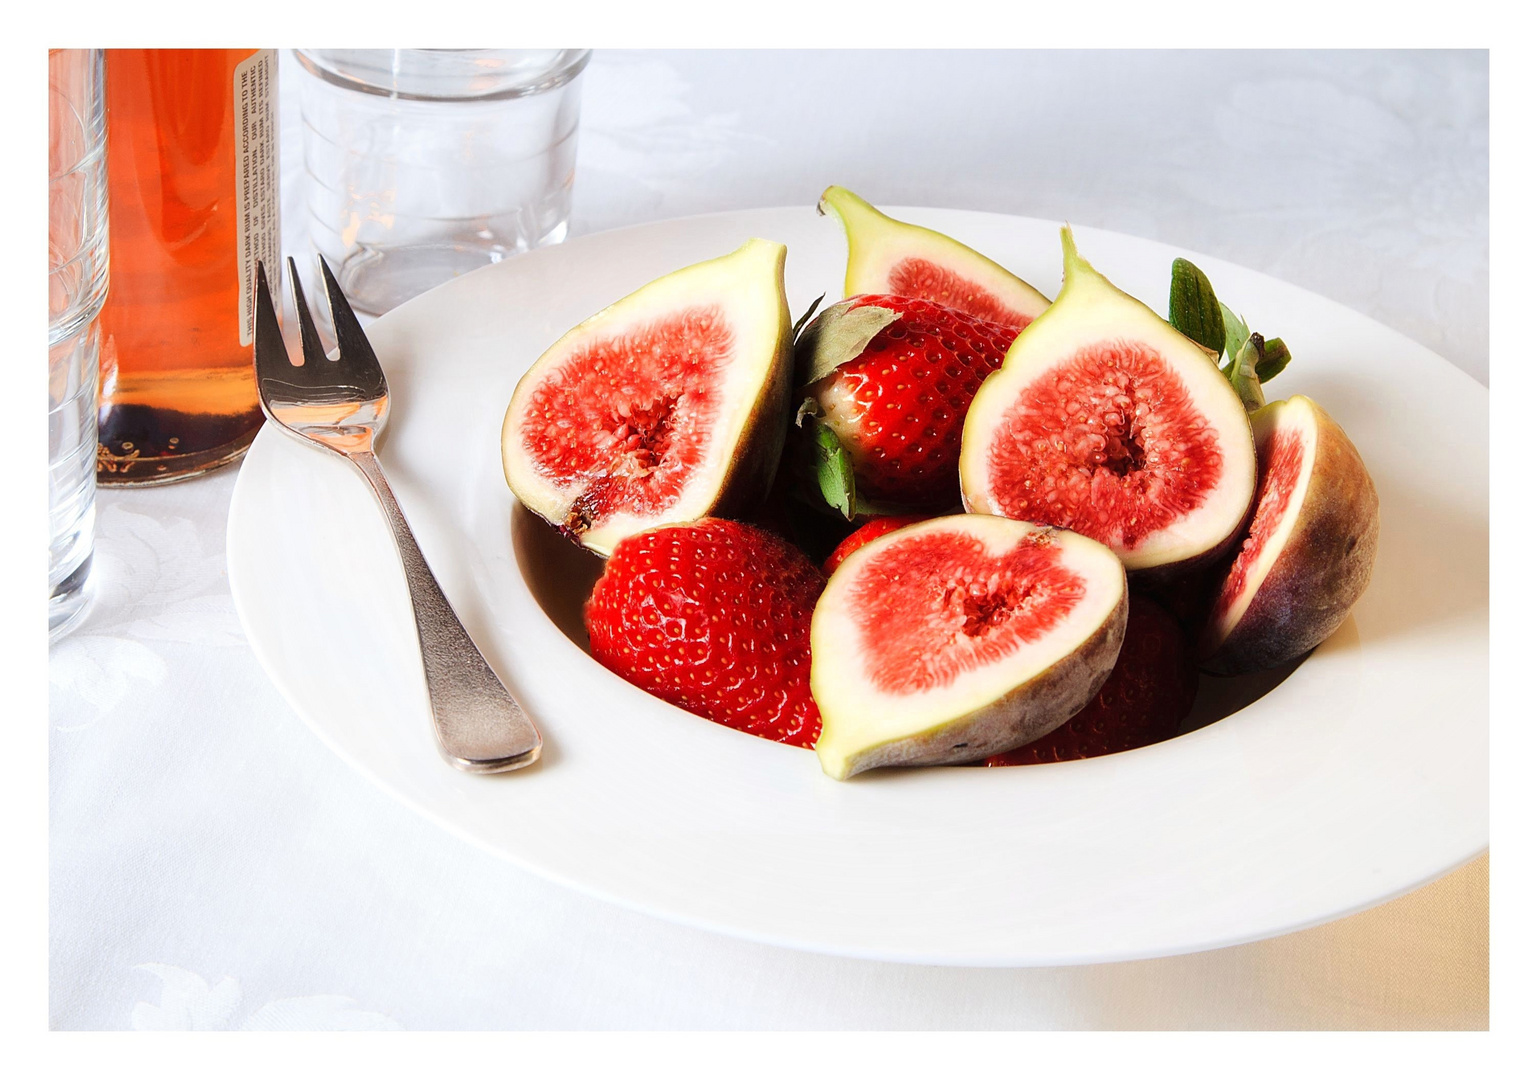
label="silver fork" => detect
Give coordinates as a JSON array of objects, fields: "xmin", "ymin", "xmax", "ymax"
[{"xmin": 254, "ymin": 257, "xmax": 542, "ymax": 773}]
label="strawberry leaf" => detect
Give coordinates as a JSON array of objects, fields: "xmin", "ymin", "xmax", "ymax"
[
  {"xmin": 808, "ymin": 418, "xmax": 857, "ymax": 519},
  {"xmin": 851, "ymin": 492, "xmax": 919, "ymax": 518},
  {"xmin": 794, "ymin": 301, "xmax": 902, "ymax": 387},
  {"xmin": 791, "ymin": 294, "xmax": 825, "ymax": 339},
  {"xmin": 1168, "ymin": 258, "xmax": 1226, "ymax": 361}
]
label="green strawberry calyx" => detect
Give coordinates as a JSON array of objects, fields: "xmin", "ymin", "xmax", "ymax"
[{"xmin": 793, "ymin": 299, "xmax": 902, "ymax": 388}]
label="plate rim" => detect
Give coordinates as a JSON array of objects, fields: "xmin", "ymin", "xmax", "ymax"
[{"xmin": 228, "ymin": 204, "xmax": 1489, "ymax": 966}]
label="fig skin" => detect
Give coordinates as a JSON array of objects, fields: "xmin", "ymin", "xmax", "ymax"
[
  {"xmin": 830, "ymin": 586, "xmax": 1127, "ymax": 779},
  {"xmin": 959, "ymin": 227, "xmax": 1257, "ymax": 576},
  {"xmin": 708, "ymin": 351, "xmax": 792, "ymax": 524},
  {"xmin": 1200, "ymin": 398, "xmax": 1379, "ymax": 675},
  {"xmin": 810, "ymin": 516, "xmax": 1130, "ymax": 780},
  {"xmin": 501, "ymin": 239, "xmax": 793, "ymax": 558},
  {"xmin": 818, "ymin": 186, "xmax": 1050, "ymax": 326},
  {"xmin": 1128, "ymin": 512, "xmax": 1251, "ymax": 589}
]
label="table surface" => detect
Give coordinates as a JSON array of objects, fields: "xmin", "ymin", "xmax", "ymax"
[{"xmin": 49, "ymin": 48, "xmax": 1488, "ymax": 1030}]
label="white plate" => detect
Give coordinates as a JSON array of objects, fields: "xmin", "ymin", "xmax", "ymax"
[{"xmin": 228, "ymin": 207, "xmax": 1488, "ymax": 966}]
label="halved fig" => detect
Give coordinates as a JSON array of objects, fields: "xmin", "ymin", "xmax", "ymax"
[
  {"xmin": 810, "ymin": 514, "xmax": 1127, "ymax": 780},
  {"xmin": 502, "ymin": 239, "xmax": 792, "ymax": 556},
  {"xmin": 959, "ymin": 227, "xmax": 1257, "ymax": 574},
  {"xmin": 818, "ymin": 186, "xmax": 1050, "ymax": 330},
  {"xmin": 1200, "ymin": 395, "xmax": 1379, "ymax": 674}
]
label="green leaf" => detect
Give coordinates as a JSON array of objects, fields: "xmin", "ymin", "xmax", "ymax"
[
  {"xmin": 1168, "ymin": 258, "xmax": 1226, "ymax": 360},
  {"xmin": 1255, "ymin": 337, "xmax": 1291, "ymax": 384},
  {"xmin": 1228, "ymin": 333, "xmax": 1266, "ymax": 412},
  {"xmin": 852, "ymin": 492, "xmax": 918, "ymax": 518},
  {"xmin": 794, "ymin": 301, "xmax": 902, "ymax": 387},
  {"xmin": 809, "ymin": 418, "xmax": 857, "ymax": 520},
  {"xmin": 1219, "ymin": 302, "xmax": 1250, "ymax": 371},
  {"xmin": 791, "ymin": 293, "xmax": 825, "ymax": 340}
]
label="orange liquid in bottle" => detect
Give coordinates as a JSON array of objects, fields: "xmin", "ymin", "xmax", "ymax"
[{"xmin": 97, "ymin": 49, "xmax": 276, "ymax": 485}]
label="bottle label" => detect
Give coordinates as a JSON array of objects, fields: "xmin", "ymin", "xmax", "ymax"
[{"xmin": 233, "ymin": 49, "xmax": 279, "ymax": 347}]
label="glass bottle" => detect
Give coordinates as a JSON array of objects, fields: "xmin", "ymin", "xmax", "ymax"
[{"xmin": 97, "ymin": 49, "xmax": 279, "ymax": 485}]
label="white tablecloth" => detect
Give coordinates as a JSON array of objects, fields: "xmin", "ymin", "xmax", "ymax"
[{"xmin": 49, "ymin": 49, "xmax": 1488, "ymax": 1030}]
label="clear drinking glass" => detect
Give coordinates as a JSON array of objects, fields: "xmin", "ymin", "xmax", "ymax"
[
  {"xmin": 295, "ymin": 48, "xmax": 591, "ymax": 315},
  {"xmin": 49, "ymin": 48, "xmax": 108, "ymax": 639}
]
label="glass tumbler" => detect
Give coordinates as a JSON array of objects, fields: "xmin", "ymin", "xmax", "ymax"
[
  {"xmin": 49, "ymin": 48, "xmax": 108, "ymax": 639},
  {"xmin": 296, "ymin": 48, "xmax": 591, "ymax": 316}
]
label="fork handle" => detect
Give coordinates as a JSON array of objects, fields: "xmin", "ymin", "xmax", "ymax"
[{"xmin": 349, "ymin": 450, "xmax": 542, "ymax": 773}]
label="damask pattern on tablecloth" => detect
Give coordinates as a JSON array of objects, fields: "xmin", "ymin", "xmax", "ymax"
[
  {"xmin": 50, "ymin": 501, "xmax": 245, "ymax": 724},
  {"xmin": 130, "ymin": 964, "xmax": 400, "ymax": 1031},
  {"xmin": 49, "ymin": 50, "xmax": 1487, "ymax": 1031}
]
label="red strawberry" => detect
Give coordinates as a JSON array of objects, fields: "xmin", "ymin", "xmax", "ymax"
[
  {"xmin": 986, "ymin": 593, "xmax": 1198, "ymax": 766},
  {"xmin": 585, "ymin": 519, "xmax": 824, "ymax": 748},
  {"xmin": 797, "ymin": 295, "xmax": 1020, "ymax": 510},
  {"xmin": 821, "ymin": 514, "xmax": 930, "ymax": 575}
]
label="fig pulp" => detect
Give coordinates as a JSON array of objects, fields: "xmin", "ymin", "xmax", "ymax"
[
  {"xmin": 818, "ymin": 187, "xmax": 1050, "ymax": 330},
  {"xmin": 502, "ymin": 239, "xmax": 792, "ymax": 556},
  {"xmin": 810, "ymin": 514, "xmax": 1127, "ymax": 780},
  {"xmin": 1200, "ymin": 395, "xmax": 1379, "ymax": 674},
  {"xmin": 960, "ymin": 227, "xmax": 1257, "ymax": 574}
]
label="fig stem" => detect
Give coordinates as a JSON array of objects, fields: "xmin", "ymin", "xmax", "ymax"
[
  {"xmin": 1060, "ymin": 225, "xmax": 1093, "ymax": 286},
  {"xmin": 1228, "ymin": 333, "xmax": 1266, "ymax": 412},
  {"xmin": 1256, "ymin": 337, "xmax": 1292, "ymax": 383}
]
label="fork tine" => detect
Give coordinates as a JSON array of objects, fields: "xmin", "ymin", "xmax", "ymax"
[
  {"xmin": 286, "ymin": 256, "xmax": 329, "ymax": 371},
  {"xmin": 316, "ymin": 254, "xmax": 380, "ymax": 369},
  {"xmin": 253, "ymin": 261, "xmax": 291, "ymax": 378}
]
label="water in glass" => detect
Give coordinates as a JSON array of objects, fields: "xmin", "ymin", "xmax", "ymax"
[{"xmin": 295, "ymin": 49, "xmax": 590, "ymax": 315}]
